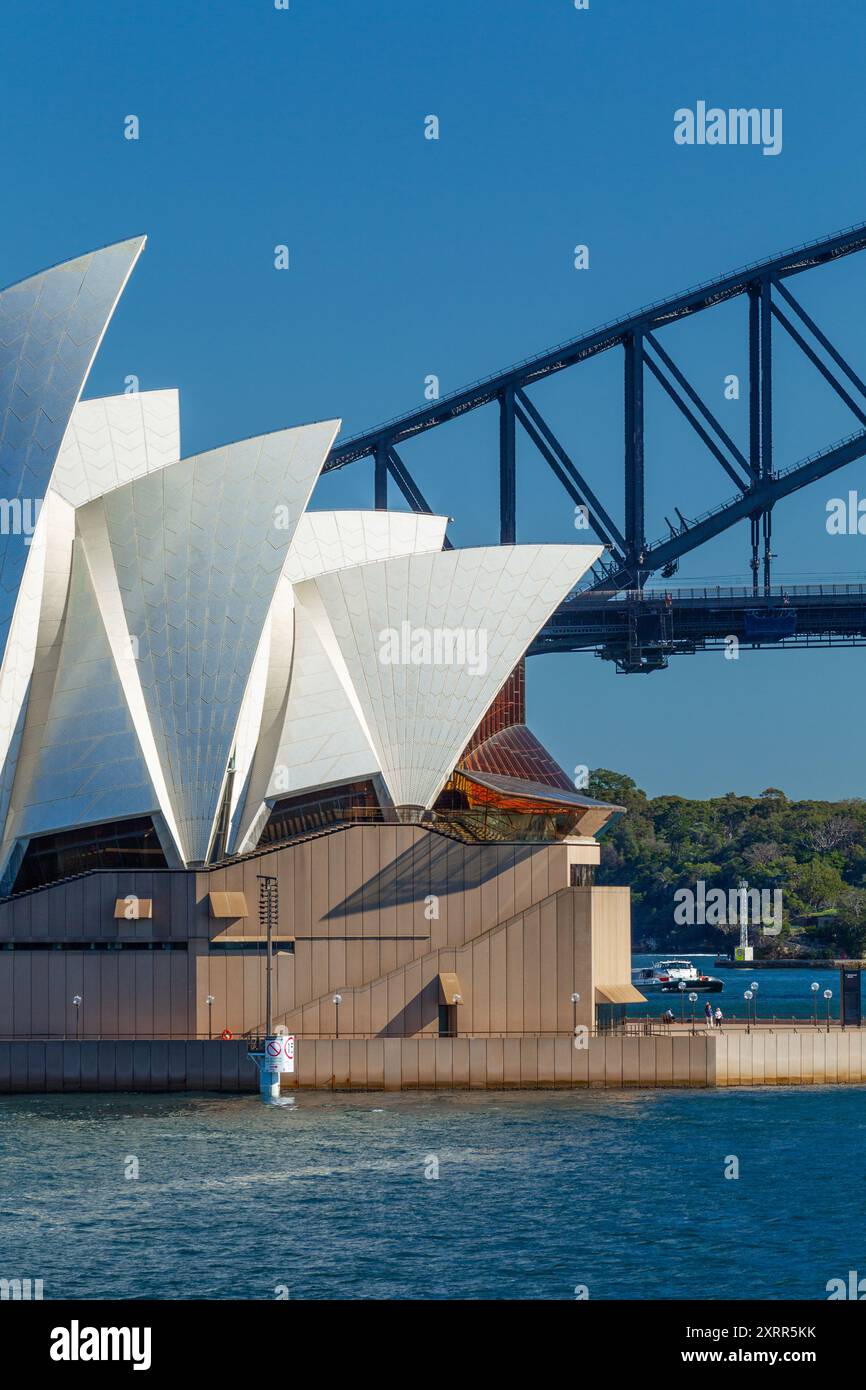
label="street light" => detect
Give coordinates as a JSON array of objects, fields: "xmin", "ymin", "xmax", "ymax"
[
  {"xmin": 257, "ymin": 874, "xmax": 278, "ymax": 1037},
  {"xmin": 72, "ymin": 994, "xmax": 82, "ymax": 1042},
  {"xmin": 823, "ymin": 988, "xmax": 833, "ymax": 1033},
  {"xmin": 333, "ymin": 993, "xmax": 343, "ymax": 1039},
  {"xmin": 688, "ymin": 991, "xmax": 698, "ymax": 1034},
  {"xmin": 205, "ymin": 994, "xmax": 215, "ymax": 1040},
  {"xmin": 810, "ymin": 981, "xmax": 820, "ymax": 1027},
  {"xmin": 570, "ymin": 992, "xmax": 580, "ymax": 1035},
  {"xmin": 678, "ymin": 979, "xmax": 686, "ymax": 1022},
  {"xmin": 744, "ymin": 989, "xmax": 753, "ymax": 1034},
  {"xmin": 750, "ymin": 981, "xmax": 759, "ymax": 1023}
]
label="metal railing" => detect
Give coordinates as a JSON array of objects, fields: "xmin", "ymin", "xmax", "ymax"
[
  {"xmin": 564, "ymin": 582, "xmax": 866, "ymax": 605},
  {"xmin": 1, "ymin": 1015, "xmax": 857, "ymax": 1044}
]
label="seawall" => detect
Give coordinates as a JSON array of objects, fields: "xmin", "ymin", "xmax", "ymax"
[{"xmin": 1, "ymin": 1031, "xmax": 864, "ymax": 1092}]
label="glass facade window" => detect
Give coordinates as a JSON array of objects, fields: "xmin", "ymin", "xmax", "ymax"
[
  {"xmin": 258, "ymin": 781, "xmax": 380, "ymax": 847},
  {"xmin": 11, "ymin": 818, "xmax": 168, "ymax": 896},
  {"xmin": 595, "ymin": 1003, "xmax": 626, "ymax": 1033},
  {"xmin": 438, "ymin": 1003, "xmax": 457, "ymax": 1037},
  {"xmin": 208, "ymin": 941, "xmax": 295, "ymax": 954},
  {"xmin": 434, "ymin": 771, "xmax": 592, "ymax": 843},
  {"xmin": 0, "ymin": 941, "xmax": 185, "ymax": 952}
]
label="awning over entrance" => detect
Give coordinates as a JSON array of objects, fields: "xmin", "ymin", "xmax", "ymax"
[
  {"xmin": 438, "ymin": 972, "xmax": 464, "ymax": 1005},
  {"xmin": 208, "ymin": 891, "xmax": 249, "ymax": 919},
  {"xmin": 595, "ymin": 983, "xmax": 646, "ymax": 1005},
  {"xmin": 113, "ymin": 897, "xmax": 152, "ymax": 920}
]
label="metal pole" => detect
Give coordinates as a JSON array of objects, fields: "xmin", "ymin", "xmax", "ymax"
[
  {"xmin": 374, "ymin": 443, "xmax": 388, "ymax": 509},
  {"xmin": 258, "ymin": 875, "xmax": 278, "ymax": 1038},
  {"xmin": 267, "ymin": 909, "xmax": 273, "ymax": 1037},
  {"xmin": 499, "ymin": 387, "xmax": 516, "ymax": 544},
  {"xmin": 624, "ymin": 331, "xmax": 645, "ymax": 585}
]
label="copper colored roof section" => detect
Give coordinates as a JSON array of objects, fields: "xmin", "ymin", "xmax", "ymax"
[
  {"xmin": 462, "ymin": 660, "xmax": 526, "ymax": 755},
  {"xmin": 438, "ymin": 972, "xmax": 463, "ymax": 1004},
  {"xmin": 460, "ymin": 722, "xmax": 574, "ymax": 791},
  {"xmin": 208, "ymin": 891, "xmax": 249, "ymax": 919},
  {"xmin": 458, "ymin": 770, "xmax": 619, "ymax": 812}
]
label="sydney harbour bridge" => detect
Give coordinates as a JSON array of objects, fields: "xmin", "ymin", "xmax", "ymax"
[{"xmin": 323, "ymin": 222, "xmax": 866, "ymax": 672}]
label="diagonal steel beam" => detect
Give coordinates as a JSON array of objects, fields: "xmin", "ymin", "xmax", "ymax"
[
  {"xmin": 385, "ymin": 446, "xmax": 432, "ymax": 510},
  {"xmin": 385, "ymin": 447, "xmax": 454, "ymax": 547},
  {"xmin": 645, "ymin": 331, "xmax": 753, "ymax": 479},
  {"xmin": 513, "ymin": 398, "xmax": 626, "ymax": 564},
  {"xmin": 773, "ymin": 278, "xmax": 866, "ymax": 402},
  {"xmin": 644, "ymin": 347, "xmax": 750, "ymax": 492},
  {"xmin": 770, "ymin": 301, "xmax": 866, "ymax": 429},
  {"xmin": 588, "ymin": 428, "xmax": 866, "ymax": 591},
  {"xmin": 513, "ymin": 387, "xmax": 627, "ymax": 557}
]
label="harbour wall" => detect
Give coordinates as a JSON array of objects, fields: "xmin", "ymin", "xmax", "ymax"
[
  {"xmin": 0, "ymin": 1034, "xmax": 712, "ymax": 1091},
  {"xmin": 1, "ymin": 1031, "xmax": 864, "ymax": 1092},
  {"xmin": 714, "ymin": 1028, "xmax": 866, "ymax": 1086}
]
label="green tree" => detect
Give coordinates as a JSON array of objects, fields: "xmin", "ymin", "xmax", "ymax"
[{"xmin": 790, "ymin": 858, "xmax": 845, "ymax": 914}]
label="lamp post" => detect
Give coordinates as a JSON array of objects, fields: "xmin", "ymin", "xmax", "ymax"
[
  {"xmin": 811, "ymin": 981, "xmax": 819, "ymax": 1027},
  {"xmin": 824, "ymin": 988, "xmax": 833, "ymax": 1033},
  {"xmin": 570, "ymin": 992, "xmax": 580, "ymax": 1035},
  {"xmin": 689, "ymin": 992, "xmax": 698, "ymax": 1035},
  {"xmin": 678, "ymin": 979, "xmax": 686, "ymax": 1022},
  {"xmin": 72, "ymin": 994, "xmax": 82, "ymax": 1042},
  {"xmin": 257, "ymin": 874, "xmax": 278, "ymax": 1038},
  {"xmin": 744, "ymin": 989, "xmax": 753, "ymax": 1034},
  {"xmin": 333, "ymin": 993, "xmax": 342, "ymax": 1039},
  {"xmin": 750, "ymin": 981, "xmax": 759, "ymax": 1024},
  {"xmin": 206, "ymin": 994, "xmax": 215, "ymax": 1040}
]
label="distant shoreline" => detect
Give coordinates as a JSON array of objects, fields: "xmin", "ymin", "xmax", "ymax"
[{"xmin": 633, "ymin": 950, "xmax": 864, "ymax": 970}]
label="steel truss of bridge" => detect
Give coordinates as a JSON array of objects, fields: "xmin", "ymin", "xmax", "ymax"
[
  {"xmin": 531, "ymin": 582, "xmax": 866, "ymax": 673},
  {"xmin": 323, "ymin": 220, "xmax": 866, "ymax": 670}
]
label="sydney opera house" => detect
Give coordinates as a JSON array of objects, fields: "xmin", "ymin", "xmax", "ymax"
[{"xmin": 0, "ymin": 237, "xmax": 643, "ymax": 1091}]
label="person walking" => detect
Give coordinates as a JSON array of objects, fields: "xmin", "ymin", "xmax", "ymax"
[
  {"xmin": 714, "ymin": 1006, "xmax": 723, "ymax": 1030},
  {"xmin": 704, "ymin": 1001, "xmax": 714, "ymax": 1029}
]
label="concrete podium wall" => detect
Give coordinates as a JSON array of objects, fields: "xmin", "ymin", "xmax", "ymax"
[
  {"xmin": 0, "ymin": 1034, "xmax": 716, "ymax": 1092},
  {"xmin": 289, "ymin": 1034, "xmax": 716, "ymax": 1089},
  {"xmin": 715, "ymin": 1029, "xmax": 866, "ymax": 1085},
  {"xmin": 0, "ymin": 1039, "xmax": 258, "ymax": 1093},
  {"xmin": 5, "ymin": 1030, "xmax": 865, "ymax": 1094}
]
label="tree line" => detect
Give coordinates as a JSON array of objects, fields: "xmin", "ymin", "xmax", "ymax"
[{"xmin": 588, "ymin": 770, "xmax": 866, "ymax": 958}]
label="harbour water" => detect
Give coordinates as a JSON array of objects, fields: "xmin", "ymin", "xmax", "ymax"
[
  {"xmin": 1, "ymin": 1085, "xmax": 863, "ymax": 1300},
  {"xmin": 629, "ymin": 953, "xmax": 843, "ymax": 1022}
]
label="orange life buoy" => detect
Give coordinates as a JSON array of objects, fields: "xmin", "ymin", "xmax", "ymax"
[{"xmin": 220, "ymin": 1028, "xmax": 233, "ymax": 1041}]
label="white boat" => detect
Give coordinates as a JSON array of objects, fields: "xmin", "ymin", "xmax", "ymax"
[{"xmin": 633, "ymin": 958, "xmax": 724, "ymax": 994}]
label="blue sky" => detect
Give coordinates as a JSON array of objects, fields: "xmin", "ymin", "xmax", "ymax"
[{"xmin": 2, "ymin": 0, "xmax": 865, "ymax": 800}]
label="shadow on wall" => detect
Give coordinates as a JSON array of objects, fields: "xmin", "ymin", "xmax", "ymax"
[
  {"xmin": 325, "ymin": 835, "xmax": 540, "ymax": 920},
  {"xmin": 378, "ymin": 979, "xmax": 440, "ymax": 1036}
]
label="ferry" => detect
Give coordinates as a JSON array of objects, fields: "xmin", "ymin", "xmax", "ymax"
[{"xmin": 632, "ymin": 958, "xmax": 724, "ymax": 993}]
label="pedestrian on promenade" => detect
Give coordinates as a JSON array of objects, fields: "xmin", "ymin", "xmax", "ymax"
[
  {"xmin": 714, "ymin": 1006, "xmax": 723, "ymax": 1030},
  {"xmin": 704, "ymin": 1001, "xmax": 714, "ymax": 1029}
]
